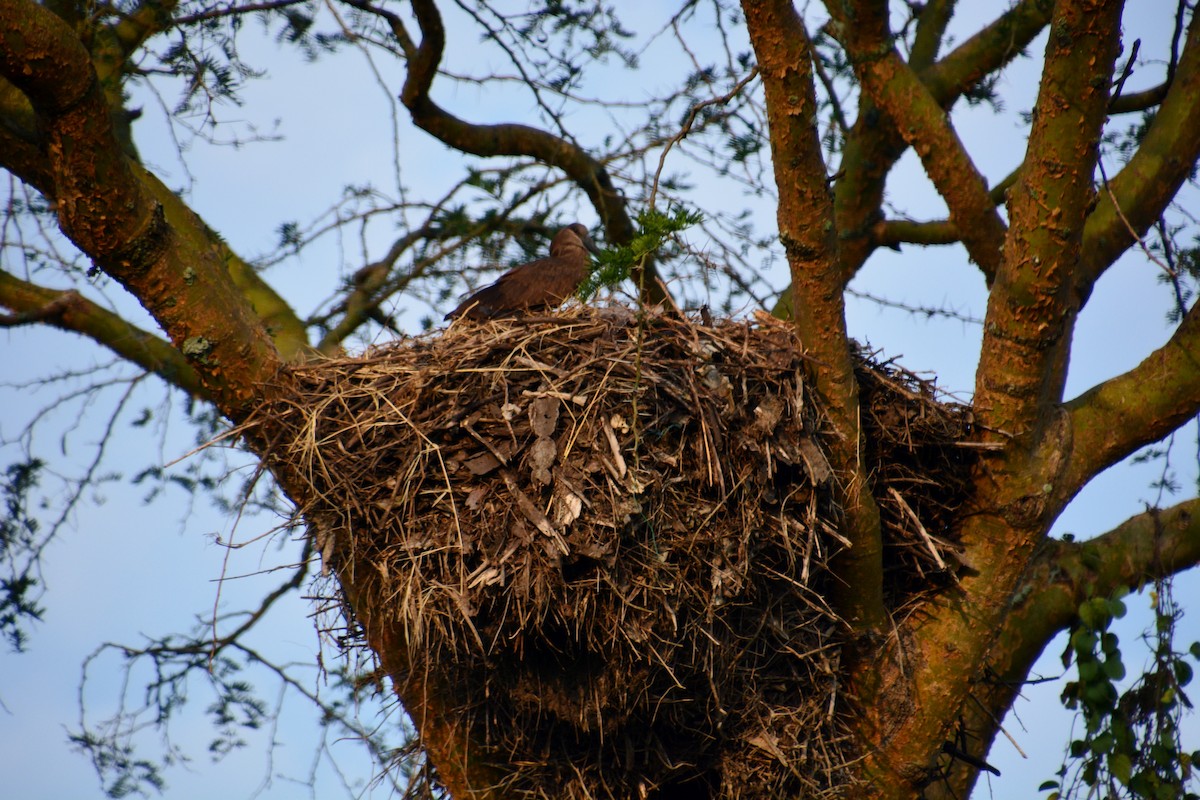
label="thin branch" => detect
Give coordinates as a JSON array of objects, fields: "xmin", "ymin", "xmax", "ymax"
[
  {"xmin": 649, "ymin": 67, "xmax": 759, "ymax": 208},
  {"xmin": 1078, "ymin": 11, "xmax": 1200, "ymax": 306}
]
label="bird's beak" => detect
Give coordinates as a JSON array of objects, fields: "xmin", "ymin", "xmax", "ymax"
[{"xmin": 583, "ymin": 233, "xmax": 601, "ymax": 256}]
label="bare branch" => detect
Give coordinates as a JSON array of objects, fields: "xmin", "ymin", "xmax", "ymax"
[
  {"xmin": 1078, "ymin": 11, "xmax": 1200, "ymax": 306},
  {"xmin": 0, "ymin": 270, "xmax": 207, "ymax": 398},
  {"xmin": 1060, "ymin": 299, "xmax": 1200, "ymax": 504},
  {"xmin": 828, "ymin": 2, "xmax": 1008, "ymax": 280}
]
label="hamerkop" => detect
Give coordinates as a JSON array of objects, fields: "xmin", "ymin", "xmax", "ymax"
[{"xmin": 445, "ymin": 223, "xmax": 600, "ymax": 321}]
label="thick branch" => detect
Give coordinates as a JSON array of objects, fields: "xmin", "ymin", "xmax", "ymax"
[
  {"xmin": 865, "ymin": 162, "xmax": 1020, "ymax": 253},
  {"xmin": 919, "ymin": 0, "xmax": 1053, "ymax": 102},
  {"xmin": 873, "ymin": 218, "xmax": 961, "ymax": 248},
  {"xmin": 827, "ymin": 3, "xmax": 1008, "ymax": 280},
  {"xmin": 1108, "ymin": 81, "xmax": 1169, "ymax": 113},
  {"xmin": 0, "ymin": 69, "xmax": 308, "ymax": 359},
  {"xmin": 793, "ymin": 0, "xmax": 1050, "ymax": 294},
  {"xmin": 744, "ymin": 0, "xmax": 885, "ymax": 632},
  {"xmin": 0, "ymin": 0, "xmax": 285, "ymax": 420},
  {"xmin": 908, "ymin": 0, "xmax": 955, "ymax": 71},
  {"xmin": 975, "ymin": 0, "xmax": 1123, "ymax": 441},
  {"xmin": 841, "ymin": 4, "xmax": 1125, "ymax": 795},
  {"xmin": 0, "ymin": 270, "xmax": 207, "ymax": 398},
  {"xmin": 134, "ymin": 164, "xmax": 312, "ymax": 360},
  {"xmin": 1060, "ymin": 298, "xmax": 1200, "ymax": 503},
  {"xmin": 1077, "ymin": 11, "xmax": 1200, "ymax": 305}
]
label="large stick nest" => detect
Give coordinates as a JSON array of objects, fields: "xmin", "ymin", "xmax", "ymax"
[{"xmin": 256, "ymin": 307, "xmax": 976, "ymax": 798}]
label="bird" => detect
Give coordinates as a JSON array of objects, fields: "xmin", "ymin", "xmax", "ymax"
[{"xmin": 445, "ymin": 223, "xmax": 600, "ymax": 321}]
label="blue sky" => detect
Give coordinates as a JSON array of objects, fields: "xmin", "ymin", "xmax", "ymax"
[{"xmin": 1, "ymin": 3, "xmax": 1197, "ymax": 798}]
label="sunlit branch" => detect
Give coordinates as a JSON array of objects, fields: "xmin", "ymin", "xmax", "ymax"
[
  {"xmin": 921, "ymin": 0, "xmax": 1052, "ymax": 100},
  {"xmin": 975, "ymin": 0, "xmax": 1122, "ymax": 441},
  {"xmin": 831, "ymin": 0, "xmax": 1051, "ymax": 286},
  {"xmin": 871, "ymin": 163, "xmax": 1020, "ymax": 251},
  {"xmin": 828, "ymin": 7, "xmax": 1007, "ymax": 280},
  {"xmin": 0, "ymin": 0, "xmax": 287, "ymax": 418},
  {"xmin": 0, "ymin": 269, "xmax": 207, "ymax": 398},
  {"xmin": 873, "ymin": 218, "xmax": 960, "ymax": 248},
  {"xmin": 1061, "ymin": 298, "xmax": 1200, "ymax": 505},
  {"xmin": 944, "ymin": 497, "xmax": 1200, "ymax": 800},
  {"xmin": 908, "ymin": 0, "xmax": 955, "ymax": 70},
  {"xmin": 744, "ymin": 0, "xmax": 886, "ymax": 633}
]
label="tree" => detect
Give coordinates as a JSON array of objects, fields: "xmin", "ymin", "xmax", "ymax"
[{"xmin": 2, "ymin": 0, "xmax": 1199, "ymax": 798}]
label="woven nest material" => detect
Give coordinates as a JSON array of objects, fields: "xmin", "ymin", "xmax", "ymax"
[{"xmin": 258, "ymin": 306, "xmax": 976, "ymax": 798}]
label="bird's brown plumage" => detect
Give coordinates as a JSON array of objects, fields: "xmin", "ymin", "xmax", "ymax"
[{"xmin": 445, "ymin": 223, "xmax": 600, "ymax": 321}]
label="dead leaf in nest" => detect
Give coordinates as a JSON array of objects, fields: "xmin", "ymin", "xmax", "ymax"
[
  {"xmin": 746, "ymin": 730, "xmax": 789, "ymax": 765},
  {"xmin": 600, "ymin": 416, "xmax": 627, "ymax": 479},
  {"xmin": 552, "ymin": 485, "xmax": 583, "ymax": 526},
  {"xmin": 466, "ymin": 486, "xmax": 488, "ymax": 510},
  {"xmin": 752, "ymin": 395, "xmax": 784, "ymax": 437},
  {"xmin": 529, "ymin": 396, "xmax": 560, "ymax": 438},
  {"xmin": 529, "ymin": 437, "xmax": 558, "ymax": 485},
  {"xmin": 502, "ymin": 469, "xmax": 568, "ymax": 554},
  {"xmin": 465, "ymin": 451, "xmax": 502, "ymax": 476},
  {"xmin": 797, "ymin": 437, "xmax": 833, "ymax": 484},
  {"xmin": 467, "ymin": 564, "xmax": 503, "ymax": 589}
]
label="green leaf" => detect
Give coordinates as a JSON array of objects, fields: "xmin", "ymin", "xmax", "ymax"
[
  {"xmin": 1072, "ymin": 629, "xmax": 1098, "ymax": 654},
  {"xmin": 1090, "ymin": 731, "xmax": 1114, "ymax": 754},
  {"xmin": 1110, "ymin": 751, "xmax": 1133, "ymax": 785},
  {"xmin": 1174, "ymin": 659, "xmax": 1193, "ymax": 686}
]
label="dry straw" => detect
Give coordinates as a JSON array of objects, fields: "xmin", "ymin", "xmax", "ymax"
[{"xmin": 252, "ymin": 306, "xmax": 976, "ymax": 797}]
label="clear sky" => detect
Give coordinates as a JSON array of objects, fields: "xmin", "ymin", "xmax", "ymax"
[{"xmin": 1, "ymin": 3, "xmax": 1197, "ymax": 799}]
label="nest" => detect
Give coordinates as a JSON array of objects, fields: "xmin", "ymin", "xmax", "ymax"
[{"xmin": 258, "ymin": 307, "xmax": 975, "ymax": 798}]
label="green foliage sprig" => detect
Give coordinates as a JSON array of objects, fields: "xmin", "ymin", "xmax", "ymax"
[
  {"xmin": 1043, "ymin": 585, "xmax": 1200, "ymax": 800},
  {"xmin": 578, "ymin": 206, "xmax": 703, "ymax": 300}
]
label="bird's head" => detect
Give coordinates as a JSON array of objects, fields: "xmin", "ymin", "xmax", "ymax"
[{"xmin": 556, "ymin": 222, "xmax": 601, "ymax": 257}]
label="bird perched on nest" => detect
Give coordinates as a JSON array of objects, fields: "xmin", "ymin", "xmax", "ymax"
[{"xmin": 445, "ymin": 223, "xmax": 601, "ymax": 321}]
